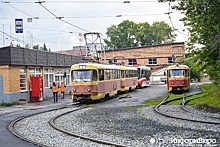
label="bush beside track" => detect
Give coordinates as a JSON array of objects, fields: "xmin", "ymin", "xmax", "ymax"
[{"xmin": 145, "ymin": 83, "xmax": 220, "ymax": 113}]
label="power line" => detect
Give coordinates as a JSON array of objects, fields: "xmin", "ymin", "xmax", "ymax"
[
  {"xmin": 1, "ymin": 1, "xmax": 159, "ymax": 4},
  {"xmin": 0, "ymin": 23, "xmax": 79, "ymax": 34},
  {"xmin": 0, "ymin": 30, "xmax": 75, "ymax": 47},
  {"xmin": 36, "ymin": 1, "xmax": 90, "ymax": 32},
  {"xmin": 0, "ymin": 30, "xmax": 29, "ymax": 45},
  {"xmin": 165, "ymin": 1, "xmax": 188, "ymax": 36},
  {"xmin": 0, "ymin": 12, "xmax": 174, "ymax": 20},
  {"xmin": 6, "ymin": 3, "xmax": 37, "ymax": 18}
]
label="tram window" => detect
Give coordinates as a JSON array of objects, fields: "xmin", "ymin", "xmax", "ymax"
[
  {"xmin": 121, "ymin": 70, "xmax": 125, "ymax": 78},
  {"xmin": 113, "ymin": 70, "xmax": 116, "ymax": 79},
  {"xmin": 126, "ymin": 70, "xmax": 129, "ymax": 78},
  {"xmin": 110, "ymin": 70, "xmax": 113, "ymax": 79},
  {"xmin": 146, "ymin": 70, "xmax": 150, "ymax": 80},
  {"xmin": 72, "ymin": 70, "xmax": 93, "ymax": 81},
  {"xmin": 104, "ymin": 70, "xmax": 110, "ymax": 80},
  {"xmin": 99, "ymin": 70, "xmax": 104, "ymax": 81},
  {"xmin": 170, "ymin": 70, "xmax": 184, "ymax": 77},
  {"xmin": 92, "ymin": 70, "xmax": 97, "ymax": 81}
]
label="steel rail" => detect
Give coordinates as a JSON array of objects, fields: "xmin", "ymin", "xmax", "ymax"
[
  {"xmin": 182, "ymin": 96, "xmax": 220, "ymax": 120},
  {"xmin": 155, "ymin": 93, "xmax": 220, "ymax": 125},
  {"xmin": 8, "ymin": 106, "xmax": 71, "ymax": 147},
  {"xmin": 49, "ymin": 105, "xmax": 127, "ymax": 147}
]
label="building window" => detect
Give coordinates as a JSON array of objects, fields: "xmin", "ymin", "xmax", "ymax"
[
  {"xmin": 168, "ymin": 57, "xmax": 173, "ymax": 64},
  {"xmin": 29, "ymin": 67, "xmax": 42, "ymax": 77},
  {"xmin": 148, "ymin": 58, "xmax": 157, "ymax": 65},
  {"xmin": 20, "ymin": 67, "xmax": 26, "ymax": 91},
  {"xmin": 54, "ymin": 68, "xmax": 70, "ymax": 86},
  {"xmin": 109, "ymin": 59, "xmax": 117, "ymax": 64},
  {"xmin": 44, "ymin": 68, "xmax": 54, "ymax": 88},
  {"xmin": 128, "ymin": 59, "xmax": 137, "ymax": 65},
  {"xmin": 65, "ymin": 69, "xmax": 70, "ymax": 86},
  {"xmin": 55, "ymin": 69, "xmax": 63, "ymax": 86}
]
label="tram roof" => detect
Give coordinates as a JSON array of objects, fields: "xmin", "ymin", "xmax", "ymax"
[
  {"xmin": 71, "ymin": 62, "xmax": 121, "ymax": 70},
  {"xmin": 136, "ymin": 66, "xmax": 151, "ymax": 70},
  {"xmin": 120, "ymin": 66, "xmax": 138, "ymax": 70},
  {"xmin": 167, "ymin": 64, "xmax": 189, "ymax": 70}
]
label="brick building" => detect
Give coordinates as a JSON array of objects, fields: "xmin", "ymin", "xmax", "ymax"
[
  {"xmin": 99, "ymin": 42, "xmax": 185, "ymax": 84},
  {"xmin": 55, "ymin": 46, "xmax": 86, "ymax": 56},
  {"xmin": 0, "ymin": 46, "xmax": 84, "ymax": 103},
  {"xmin": 100, "ymin": 42, "xmax": 185, "ymax": 70}
]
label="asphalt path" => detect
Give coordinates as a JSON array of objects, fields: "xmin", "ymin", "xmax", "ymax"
[
  {"xmin": 0, "ymin": 83, "xmax": 205, "ymax": 147},
  {"xmin": 0, "ymin": 105, "xmax": 69, "ymax": 147},
  {"xmin": 98, "ymin": 82, "xmax": 203, "ymax": 108}
]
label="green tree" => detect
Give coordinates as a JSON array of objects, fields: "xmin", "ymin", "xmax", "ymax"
[
  {"xmin": 33, "ymin": 44, "xmax": 39, "ymax": 50},
  {"xmin": 158, "ymin": 0, "xmax": 220, "ymax": 85},
  {"xmin": 185, "ymin": 57, "xmax": 201, "ymax": 82},
  {"xmin": 104, "ymin": 20, "xmax": 175, "ymax": 49},
  {"xmin": 33, "ymin": 43, "xmax": 49, "ymax": 51},
  {"xmin": 40, "ymin": 43, "xmax": 48, "ymax": 51},
  {"xmin": 150, "ymin": 21, "xmax": 175, "ymax": 45},
  {"xmin": 135, "ymin": 22, "xmax": 152, "ymax": 46},
  {"xmin": 104, "ymin": 20, "xmax": 138, "ymax": 49}
]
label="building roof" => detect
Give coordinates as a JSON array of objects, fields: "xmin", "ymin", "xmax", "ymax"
[
  {"xmin": 0, "ymin": 46, "xmax": 85, "ymax": 67},
  {"xmin": 104, "ymin": 42, "xmax": 184, "ymax": 52}
]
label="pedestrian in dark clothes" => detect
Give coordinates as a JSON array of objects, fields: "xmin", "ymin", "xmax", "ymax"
[{"xmin": 50, "ymin": 82, "xmax": 59, "ymax": 102}]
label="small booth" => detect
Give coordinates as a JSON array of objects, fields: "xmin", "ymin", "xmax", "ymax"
[{"xmin": 30, "ymin": 76, "xmax": 43, "ymax": 102}]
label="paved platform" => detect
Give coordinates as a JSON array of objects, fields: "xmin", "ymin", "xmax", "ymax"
[{"xmin": 0, "ymin": 95, "xmax": 73, "ymax": 115}]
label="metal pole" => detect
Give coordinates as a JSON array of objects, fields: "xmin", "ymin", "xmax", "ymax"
[{"xmin": 3, "ymin": 25, "xmax": 5, "ymax": 46}]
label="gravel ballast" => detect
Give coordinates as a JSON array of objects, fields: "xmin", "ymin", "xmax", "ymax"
[
  {"xmin": 14, "ymin": 106, "xmax": 219, "ymax": 147},
  {"xmin": 13, "ymin": 83, "xmax": 220, "ymax": 146}
]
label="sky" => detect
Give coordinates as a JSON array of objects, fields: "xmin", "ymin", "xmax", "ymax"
[{"xmin": 0, "ymin": 0, "xmax": 188, "ymax": 51}]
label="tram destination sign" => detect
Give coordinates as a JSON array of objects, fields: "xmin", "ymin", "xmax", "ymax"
[{"xmin": 15, "ymin": 19, "xmax": 23, "ymax": 33}]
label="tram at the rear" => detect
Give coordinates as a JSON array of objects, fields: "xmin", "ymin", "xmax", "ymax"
[
  {"xmin": 136, "ymin": 66, "xmax": 151, "ymax": 88},
  {"xmin": 70, "ymin": 63, "xmax": 138, "ymax": 103},
  {"xmin": 166, "ymin": 63, "xmax": 190, "ymax": 93}
]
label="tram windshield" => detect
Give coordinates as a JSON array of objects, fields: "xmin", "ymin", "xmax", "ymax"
[
  {"xmin": 169, "ymin": 69, "xmax": 185, "ymax": 77},
  {"xmin": 138, "ymin": 68, "xmax": 150, "ymax": 80},
  {"xmin": 71, "ymin": 70, "xmax": 97, "ymax": 82}
]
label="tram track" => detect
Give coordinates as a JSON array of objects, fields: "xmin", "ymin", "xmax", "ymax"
[
  {"xmin": 8, "ymin": 104, "xmax": 91, "ymax": 147},
  {"xmin": 8, "ymin": 106, "xmax": 71, "ymax": 147},
  {"xmin": 49, "ymin": 105, "xmax": 126, "ymax": 147},
  {"xmin": 8, "ymin": 102, "xmax": 127, "ymax": 147},
  {"xmin": 155, "ymin": 93, "xmax": 220, "ymax": 124}
]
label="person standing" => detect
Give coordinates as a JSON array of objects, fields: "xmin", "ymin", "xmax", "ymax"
[
  {"xmin": 60, "ymin": 82, "xmax": 66, "ymax": 99},
  {"xmin": 50, "ymin": 82, "xmax": 59, "ymax": 102}
]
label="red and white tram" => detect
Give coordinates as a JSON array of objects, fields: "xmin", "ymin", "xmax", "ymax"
[{"xmin": 136, "ymin": 66, "xmax": 151, "ymax": 88}]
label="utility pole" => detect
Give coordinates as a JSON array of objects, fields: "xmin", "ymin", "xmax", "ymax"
[{"xmin": 3, "ymin": 25, "xmax": 5, "ymax": 46}]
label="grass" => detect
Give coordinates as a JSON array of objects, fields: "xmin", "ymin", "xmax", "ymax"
[
  {"xmin": 144, "ymin": 83, "xmax": 220, "ymax": 110},
  {"xmin": 188, "ymin": 84, "xmax": 220, "ymax": 109},
  {"xmin": 0, "ymin": 102, "xmax": 17, "ymax": 107},
  {"xmin": 145, "ymin": 93, "xmax": 185, "ymax": 106}
]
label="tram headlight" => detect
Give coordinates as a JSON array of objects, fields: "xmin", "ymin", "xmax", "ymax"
[
  {"xmin": 87, "ymin": 87, "xmax": 91, "ymax": 92},
  {"xmin": 73, "ymin": 88, "xmax": 76, "ymax": 92},
  {"xmin": 182, "ymin": 81, "xmax": 185, "ymax": 85},
  {"xmin": 171, "ymin": 82, "xmax": 174, "ymax": 85}
]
